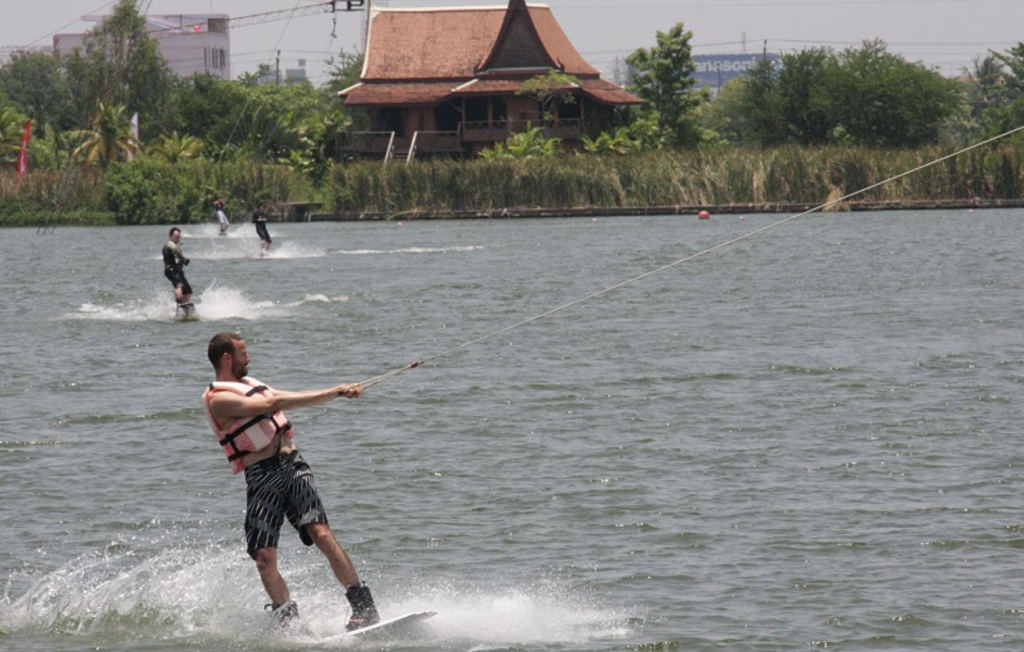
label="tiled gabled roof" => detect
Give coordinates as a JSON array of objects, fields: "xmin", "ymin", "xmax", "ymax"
[
  {"xmin": 359, "ymin": 2, "xmax": 599, "ymax": 82},
  {"xmin": 341, "ymin": 81, "xmax": 463, "ymax": 107},
  {"xmin": 579, "ymin": 78, "xmax": 643, "ymax": 105},
  {"xmin": 452, "ymin": 78, "xmax": 642, "ymax": 105},
  {"xmin": 340, "ymin": 1, "xmax": 640, "ymax": 108},
  {"xmin": 486, "ymin": 0, "xmax": 599, "ymax": 77},
  {"xmin": 341, "ymin": 77, "xmax": 642, "ymax": 108}
]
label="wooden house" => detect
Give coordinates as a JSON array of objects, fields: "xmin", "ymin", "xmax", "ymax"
[{"xmin": 339, "ymin": 0, "xmax": 641, "ymax": 159}]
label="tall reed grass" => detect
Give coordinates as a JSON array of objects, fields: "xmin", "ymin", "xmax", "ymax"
[
  {"xmin": 5, "ymin": 144, "xmax": 1024, "ymax": 226},
  {"xmin": 0, "ymin": 159, "xmax": 321, "ymax": 226},
  {"xmin": 0, "ymin": 167, "xmax": 109, "ymax": 226},
  {"xmin": 331, "ymin": 144, "xmax": 1024, "ymax": 214},
  {"xmin": 104, "ymin": 159, "xmax": 321, "ymax": 224}
]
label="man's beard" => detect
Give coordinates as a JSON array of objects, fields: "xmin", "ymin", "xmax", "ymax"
[{"xmin": 232, "ymin": 361, "xmax": 248, "ymax": 380}]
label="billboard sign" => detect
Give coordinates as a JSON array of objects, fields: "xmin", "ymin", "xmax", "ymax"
[{"xmin": 694, "ymin": 54, "xmax": 778, "ymax": 93}]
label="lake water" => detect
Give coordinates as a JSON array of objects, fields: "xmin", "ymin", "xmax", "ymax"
[{"xmin": 0, "ymin": 210, "xmax": 1022, "ymax": 652}]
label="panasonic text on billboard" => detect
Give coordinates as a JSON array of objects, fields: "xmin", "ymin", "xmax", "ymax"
[{"xmin": 694, "ymin": 54, "xmax": 778, "ymax": 91}]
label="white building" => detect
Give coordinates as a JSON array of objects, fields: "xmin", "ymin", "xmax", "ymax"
[{"xmin": 53, "ymin": 14, "xmax": 231, "ymax": 80}]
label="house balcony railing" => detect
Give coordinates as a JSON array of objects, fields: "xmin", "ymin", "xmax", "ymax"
[
  {"xmin": 351, "ymin": 130, "xmax": 463, "ymax": 157},
  {"xmin": 350, "ymin": 131, "xmax": 399, "ymax": 155},
  {"xmin": 460, "ymin": 118, "xmax": 583, "ymax": 141},
  {"xmin": 349, "ymin": 119, "xmax": 585, "ymax": 157},
  {"xmin": 410, "ymin": 131, "xmax": 463, "ymax": 153}
]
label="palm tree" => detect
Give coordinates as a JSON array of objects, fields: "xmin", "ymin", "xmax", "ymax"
[
  {"xmin": 31, "ymin": 123, "xmax": 72, "ymax": 171},
  {"xmin": 970, "ymin": 55, "xmax": 1008, "ymax": 111},
  {"xmin": 68, "ymin": 102, "xmax": 140, "ymax": 167},
  {"xmin": 149, "ymin": 131, "xmax": 204, "ymax": 163},
  {"xmin": 480, "ymin": 126, "xmax": 561, "ymax": 160},
  {"xmin": 0, "ymin": 105, "xmax": 29, "ymax": 160}
]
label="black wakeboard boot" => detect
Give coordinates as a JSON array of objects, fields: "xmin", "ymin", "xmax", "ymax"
[{"xmin": 345, "ymin": 583, "xmax": 381, "ymax": 631}]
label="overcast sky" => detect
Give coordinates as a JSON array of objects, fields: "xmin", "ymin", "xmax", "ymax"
[{"xmin": 1, "ymin": 0, "xmax": 1021, "ymax": 85}]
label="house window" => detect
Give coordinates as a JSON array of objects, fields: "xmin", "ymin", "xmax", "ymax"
[
  {"xmin": 557, "ymin": 98, "xmax": 581, "ymax": 120},
  {"xmin": 208, "ymin": 48, "xmax": 225, "ymax": 71},
  {"xmin": 464, "ymin": 99, "xmax": 489, "ymax": 123},
  {"xmin": 492, "ymin": 98, "xmax": 507, "ymax": 122},
  {"xmin": 372, "ymin": 108, "xmax": 407, "ymax": 137},
  {"xmin": 435, "ymin": 103, "xmax": 461, "ymax": 131}
]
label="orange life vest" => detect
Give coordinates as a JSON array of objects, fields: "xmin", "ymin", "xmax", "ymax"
[{"xmin": 203, "ymin": 377, "xmax": 292, "ymax": 474}]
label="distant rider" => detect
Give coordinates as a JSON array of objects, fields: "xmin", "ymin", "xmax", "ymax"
[
  {"xmin": 216, "ymin": 199, "xmax": 230, "ymax": 236},
  {"xmin": 162, "ymin": 227, "xmax": 193, "ymax": 316},
  {"xmin": 252, "ymin": 202, "xmax": 272, "ymax": 254}
]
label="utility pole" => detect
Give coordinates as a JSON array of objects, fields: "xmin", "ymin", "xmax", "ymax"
[{"xmin": 276, "ymin": 50, "xmax": 281, "ymax": 85}]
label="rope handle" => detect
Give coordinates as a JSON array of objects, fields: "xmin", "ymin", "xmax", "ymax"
[{"xmin": 358, "ymin": 360, "xmax": 420, "ymax": 389}]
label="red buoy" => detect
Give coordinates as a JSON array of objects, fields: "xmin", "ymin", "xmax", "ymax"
[{"xmin": 698, "ymin": 210, "xmax": 711, "ymax": 220}]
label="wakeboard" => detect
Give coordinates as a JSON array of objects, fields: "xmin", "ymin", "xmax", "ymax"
[
  {"xmin": 329, "ymin": 611, "xmax": 437, "ymax": 641},
  {"xmin": 176, "ymin": 303, "xmax": 198, "ymax": 321}
]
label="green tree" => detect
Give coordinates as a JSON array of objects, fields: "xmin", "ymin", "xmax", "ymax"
[
  {"xmin": 238, "ymin": 64, "xmax": 275, "ymax": 87},
  {"xmin": 68, "ymin": 102, "xmax": 140, "ymax": 167},
  {"xmin": 992, "ymin": 43, "xmax": 1024, "ymax": 101},
  {"xmin": 174, "ymin": 78, "xmax": 339, "ymax": 162},
  {"xmin": 831, "ymin": 40, "xmax": 962, "ymax": 148},
  {"xmin": 0, "ymin": 51, "xmax": 74, "ymax": 130},
  {"xmin": 325, "ymin": 48, "xmax": 366, "ymax": 131},
  {"xmin": 518, "ymin": 69, "xmax": 580, "ymax": 120},
  {"xmin": 286, "ymin": 108, "xmax": 352, "ymax": 183},
  {"xmin": 968, "ymin": 54, "xmax": 1009, "ymax": 112},
  {"xmin": 625, "ymin": 22, "xmax": 708, "ymax": 148},
  {"xmin": 229, "ymin": 81, "xmax": 329, "ymax": 161},
  {"xmin": 27, "ymin": 122, "xmax": 72, "ymax": 171},
  {"xmin": 324, "ymin": 48, "xmax": 364, "ymax": 95},
  {"xmin": 973, "ymin": 43, "xmax": 1024, "ymax": 141},
  {"xmin": 733, "ymin": 49, "xmax": 839, "ymax": 146},
  {"xmin": 580, "ymin": 127, "xmax": 640, "ymax": 155},
  {"xmin": 736, "ymin": 41, "xmax": 961, "ymax": 148},
  {"xmin": 62, "ymin": 0, "xmax": 173, "ymax": 129},
  {"xmin": 164, "ymin": 74, "xmax": 247, "ymax": 146},
  {"xmin": 776, "ymin": 48, "xmax": 839, "ymax": 145},
  {"xmin": 737, "ymin": 58, "xmax": 786, "ymax": 145},
  {"xmin": 149, "ymin": 131, "xmax": 204, "ymax": 163},
  {"xmin": 580, "ymin": 113, "xmax": 669, "ymax": 154},
  {"xmin": 699, "ymin": 76, "xmax": 754, "ymax": 144},
  {"xmin": 0, "ymin": 104, "xmax": 29, "ymax": 159},
  {"xmin": 975, "ymin": 97, "xmax": 1024, "ymax": 143},
  {"xmin": 480, "ymin": 125, "xmax": 561, "ymax": 160}
]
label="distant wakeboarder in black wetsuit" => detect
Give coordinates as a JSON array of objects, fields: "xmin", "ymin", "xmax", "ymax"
[
  {"xmin": 163, "ymin": 227, "xmax": 194, "ymax": 316},
  {"xmin": 253, "ymin": 203, "xmax": 272, "ymax": 255}
]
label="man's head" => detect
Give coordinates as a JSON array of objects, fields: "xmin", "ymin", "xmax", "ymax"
[
  {"xmin": 168, "ymin": 227, "xmax": 181, "ymax": 243},
  {"xmin": 208, "ymin": 332, "xmax": 249, "ymax": 379}
]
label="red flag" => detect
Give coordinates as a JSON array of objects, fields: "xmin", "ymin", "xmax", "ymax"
[{"xmin": 16, "ymin": 119, "xmax": 32, "ymax": 177}]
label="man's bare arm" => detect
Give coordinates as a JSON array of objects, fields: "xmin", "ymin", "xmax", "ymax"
[{"xmin": 209, "ymin": 384, "xmax": 363, "ymax": 421}]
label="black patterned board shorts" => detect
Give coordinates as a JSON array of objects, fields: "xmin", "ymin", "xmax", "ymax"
[
  {"xmin": 164, "ymin": 266, "xmax": 192, "ymax": 295},
  {"xmin": 255, "ymin": 222, "xmax": 272, "ymax": 244},
  {"xmin": 243, "ymin": 450, "xmax": 329, "ymax": 558}
]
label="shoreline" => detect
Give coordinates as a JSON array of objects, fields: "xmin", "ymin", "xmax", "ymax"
[
  {"xmin": 3, "ymin": 198, "xmax": 1022, "ymax": 229},
  {"xmin": 311, "ymin": 198, "xmax": 1024, "ymax": 221}
]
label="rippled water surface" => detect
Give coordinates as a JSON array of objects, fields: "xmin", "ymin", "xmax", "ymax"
[{"xmin": 1, "ymin": 210, "xmax": 1022, "ymax": 652}]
